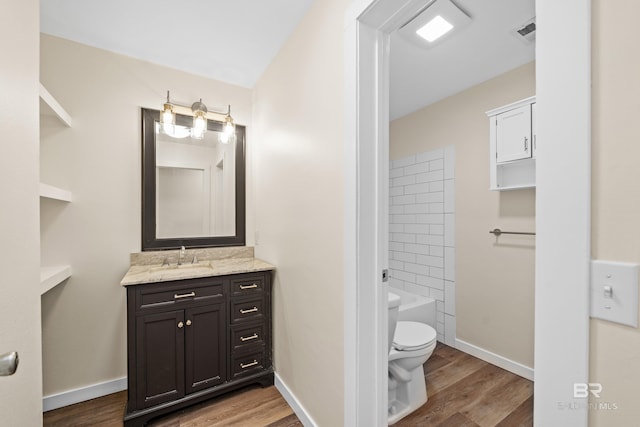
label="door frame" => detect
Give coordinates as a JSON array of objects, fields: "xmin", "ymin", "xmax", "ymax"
[{"xmin": 343, "ymin": 0, "xmax": 591, "ymax": 425}]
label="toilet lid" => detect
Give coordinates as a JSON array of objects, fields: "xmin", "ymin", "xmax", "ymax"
[{"xmin": 393, "ymin": 321, "xmax": 437, "ymax": 351}]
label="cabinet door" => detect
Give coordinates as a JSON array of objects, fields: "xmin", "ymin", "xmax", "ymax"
[
  {"xmin": 531, "ymin": 102, "xmax": 537, "ymax": 158},
  {"xmin": 496, "ymin": 105, "xmax": 532, "ymax": 163},
  {"xmin": 136, "ymin": 310, "xmax": 185, "ymax": 409},
  {"xmin": 185, "ymin": 303, "xmax": 226, "ymax": 394}
]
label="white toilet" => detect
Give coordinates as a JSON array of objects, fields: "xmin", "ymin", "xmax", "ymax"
[{"xmin": 388, "ymin": 291, "xmax": 437, "ymax": 425}]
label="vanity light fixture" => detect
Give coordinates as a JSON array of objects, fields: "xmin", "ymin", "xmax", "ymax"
[
  {"xmin": 160, "ymin": 90, "xmax": 176, "ymax": 134},
  {"xmin": 159, "ymin": 90, "xmax": 236, "ymax": 142},
  {"xmin": 191, "ymin": 99, "xmax": 208, "ymax": 140},
  {"xmin": 220, "ymin": 105, "xmax": 236, "ymax": 144}
]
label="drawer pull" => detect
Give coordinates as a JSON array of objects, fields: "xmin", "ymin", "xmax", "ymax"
[
  {"xmin": 240, "ymin": 360, "xmax": 258, "ymax": 369},
  {"xmin": 240, "ymin": 283, "xmax": 259, "ymax": 290},
  {"xmin": 240, "ymin": 333, "xmax": 258, "ymax": 342},
  {"xmin": 174, "ymin": 292, "xmax": 196, "ymax": 300},
  {"xmin": 240, "ymin": 307, "xmax": 258, "ymax": 314}
]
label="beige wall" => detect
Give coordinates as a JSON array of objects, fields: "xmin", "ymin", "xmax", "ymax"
[
  {"xmin": 390, "ymin": 62, "xmax": 536, "ymax": 367},
  {"xmin": 39, "ymin": 34, "xmax": 253, "ymax": 397},
  {"xmin": 251, "ymin": 0, "xmax": 349, "ymax": 424},
  {"xmin": 590, "ymin": 0, "xmax": 640, "ymax": 425},
  {"xmin": 0, "ymin": 0, "xmax": 43, "ymax": 424}
]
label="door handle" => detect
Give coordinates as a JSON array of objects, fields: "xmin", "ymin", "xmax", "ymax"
[{"xmin": 0, "ymin": 352, "xmax": 19, "ymax": 376}]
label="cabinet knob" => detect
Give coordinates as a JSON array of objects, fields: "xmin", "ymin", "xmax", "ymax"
[
  {"xmin": 177, "ymin": 321, "xmax": 184, "ymax": 328},
  {"xmin": 186, "ymin": 320, "xmax": 192, "ymax": 326}
]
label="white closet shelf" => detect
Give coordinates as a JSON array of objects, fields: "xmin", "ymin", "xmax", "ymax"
[
  {"xmin": 39, "ymin": 183, "xmax": 72, "ymax": 202},
  {"xmin": 40, "ymin": 265, "xmax": 72, "ymax": 295},
  {"xmin": 39, "ymin": 83, "xmax": 72, "ymax": 127}
]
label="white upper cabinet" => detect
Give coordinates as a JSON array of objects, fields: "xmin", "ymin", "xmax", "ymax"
[
  {"xmin": 495, "ymin": 104, "xmax": 532, "ymax": 162},
  {"xmin": 487, "ymin": 96, "xmax": 536, "ymax": 191},
  {"xmin": 531, "ymin": 102, "xmax": 537, "ymax": 158}
]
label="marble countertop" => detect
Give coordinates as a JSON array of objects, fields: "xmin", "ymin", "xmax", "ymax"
[{"xmin": 121, "ymin": 257, "xmax": 275, "ymax": 286}]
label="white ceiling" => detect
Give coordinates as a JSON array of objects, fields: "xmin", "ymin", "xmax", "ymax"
[
  {"xmin": 41, "ymin": 0, "xmax": 535, "ymax": 120},
  {"xmin": 390, "ymin": 0, "xmax": 535, "ymax": 119},
  {"xmin": 40, "ymin": 0, "xmax": 315, "ymax": 88}
]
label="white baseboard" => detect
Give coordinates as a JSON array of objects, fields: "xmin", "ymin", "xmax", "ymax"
[
  {"xmin": 274, "ymin": 372, "xmax": 318, "ymax": 427},
  {"xmin": 455, "ymin": 339, "xmax": 534, "ymax": 381},
  {"xmin": 43, "ymin": 377, "xmax": 127, "ymax": 412}
]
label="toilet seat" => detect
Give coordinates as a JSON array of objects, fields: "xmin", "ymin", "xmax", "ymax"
[{"xmin": 392, "ymin": 321, "xmax": 436, "ymax": 351}]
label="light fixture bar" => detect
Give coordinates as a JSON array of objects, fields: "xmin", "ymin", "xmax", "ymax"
[
  {"xmin": 159, "ymin": 91, "xmax": 236, "ymax": 142},
  {"xmin": 416, "ymin": 15, "xmax": 453, "ymax": 42}
]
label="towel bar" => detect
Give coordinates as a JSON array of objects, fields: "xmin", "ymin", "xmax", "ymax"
[{"xmin": 489, "ymin": 228, "xmax": 535, "ymax": 236}]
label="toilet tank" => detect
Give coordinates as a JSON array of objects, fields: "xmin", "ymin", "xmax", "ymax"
[{"xmin": 389, "ymin": 287, "xmax": 436, "ymax": 329}]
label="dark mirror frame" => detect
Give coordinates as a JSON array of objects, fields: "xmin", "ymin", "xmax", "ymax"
[{"xmin": 141, "ymin": 108, "xmax": 246, "ymax": 250}]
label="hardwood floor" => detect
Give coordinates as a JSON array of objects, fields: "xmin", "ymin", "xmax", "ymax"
[
  {"xmin": 44, "ymin": 344, "xmax": 532, "ymax": 427},
  {"xmin": 394, "ymin": 343, "xmax": 534, "ymax": 427},
  {"xmin": 43, "ymin": 385, "xmax": 301, "ymax": 427}
]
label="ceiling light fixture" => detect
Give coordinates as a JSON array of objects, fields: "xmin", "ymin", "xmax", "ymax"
[
  {"xmin": 160, "ymin": 90, "xmax": 236, "ymax": 143},
  {"xmin": 416, "ymin": 15, "xmax": 453, "ymax": 42},
  {"xmin": 398, "ymin": 0, "xmax": 471, "ymax": 48}
]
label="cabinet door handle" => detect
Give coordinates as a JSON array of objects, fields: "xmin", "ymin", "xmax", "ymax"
[
  {"xmin": 174, "ymin": 292, "xmax": 195, "ymax": 300},
  {"xmin": 240, "ymin": 283, "xmax": 258, "ymax": 290},
  {"xmin": 177, "ymin": 321, "xmax": 184, "ymax": 328},
  {"xmin": 0, "ymin": 352, "xmax": 19, "ymax": 376},
  {"xmin": 524, "ymin": 136, "xmax": 528, "ymax": 151},
  {"xmin": 240, "ymin": 360, "xmax": 258, "ymax": 369},
  {"xmin": 240, "ymin": 307, "xmax": 258, "ymax": 314},
  {"xmin": 186, "ymin": 320, "xmax": 192, "ymax": 326},
  {"xmin": 240, "ymin": 333, "xmax": 258, "ymax": 342}
]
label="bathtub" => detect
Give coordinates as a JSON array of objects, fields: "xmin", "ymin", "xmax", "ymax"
[{"xmin": 389, "ymin": 287, "xmax": 436, "ymax": 329}]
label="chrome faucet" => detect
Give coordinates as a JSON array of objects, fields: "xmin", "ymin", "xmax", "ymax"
[{"xmin": 178, "ymin": 246, "xmax": 186, "ymax": 265}]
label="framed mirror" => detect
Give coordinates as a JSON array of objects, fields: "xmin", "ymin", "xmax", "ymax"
[{"xmin": 141, "ymin": 108, "xmax": 246, "ymax": 250}]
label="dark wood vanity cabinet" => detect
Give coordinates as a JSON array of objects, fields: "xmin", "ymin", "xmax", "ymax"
[{"xmin": 124, "ymin": 271, "xmax": 273, "ymax": 427}]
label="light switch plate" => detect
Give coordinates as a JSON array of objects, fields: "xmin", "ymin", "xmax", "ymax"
[{"xmin": 590, "ymin": 260, "xmax": 638, "ymax": 327}]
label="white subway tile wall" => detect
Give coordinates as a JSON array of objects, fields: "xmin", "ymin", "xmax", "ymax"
[{"xmin": 389, "ymin": 146, "xmax": 455, "ymax": 343}]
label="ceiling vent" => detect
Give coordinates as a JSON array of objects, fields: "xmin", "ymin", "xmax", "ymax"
[{"xmin": 513, "ymin": 18, "xmax": 536, "ymax": 43}]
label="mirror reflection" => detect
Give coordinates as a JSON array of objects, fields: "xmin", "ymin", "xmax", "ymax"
[
  {"xmin": 142, "ymin": 108, "xmax": 246, "ymax": 250},
  {"xmin": 155, "ymin": 122, "xmax": 236, "ymax": 238}
]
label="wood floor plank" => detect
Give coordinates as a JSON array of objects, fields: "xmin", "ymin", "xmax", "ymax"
[
  {"xmin": 436, "ymin": 412, "xmax": 481, "ymax": 427},
  {"xmin": 264, "ymin": 413, "xmax": 303, "ymax": 427},
  {"xmin": 426, "ymin": 351, "xmax": 489, "ymax": 396},
  {"xmin": 149, "ymin": 385, "xmax": 295, "ymax": 427},
  {"xmin": 459, "ymin": 372, "xmax": 533, "ymax": 426},
  {"xmin": 43, "ymin": 391, "xmax": 127, "ymax": 427},
  {"xmin": 495, "ymin": 395, "xmax": 534, "ymax": 427}
]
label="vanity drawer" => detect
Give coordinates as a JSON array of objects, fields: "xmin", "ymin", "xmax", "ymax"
[
  {"xmin": 136, "ymin": 279, "xmax": 224, "ymax": 311},
  {"xmin": 231, "ymin": 322, "xmax": 266, "ymax": 351},
  {"xmin": 230, "ymin": 297, "xmax": 265, "ymax": 324},
  {"xmin": 231, "ymin": 348, "xmax": 266, "ymax": 379},
  {"xmin": 230, "ymin": 275, "xmax": 265, "ymax": 296}
]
